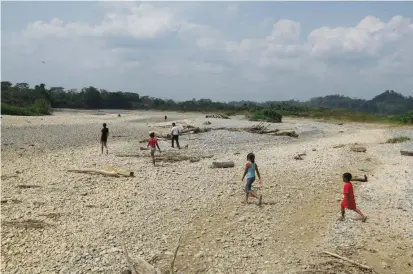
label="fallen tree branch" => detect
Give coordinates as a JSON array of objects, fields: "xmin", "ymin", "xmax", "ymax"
[
  {"xmin": 322, "ymin": 251, "xmax": 372, "ymax": 271},
  {"xmin": 170, "ymin": 234, "xmax": 183, "ymax": 274}
]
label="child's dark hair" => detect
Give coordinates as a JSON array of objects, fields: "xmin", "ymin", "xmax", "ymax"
[
  {"xmin": 103, "ymin": 123, "xmax": 107, "ymax": 127},
  {"xmin": 247, "ymin": 152, "xmax": 255, "ymax": 163},
  {"xmin": 172, "ymin": 122, "xmax": 176, "ymax": 126},
  {"xmin": 343, "ymin": 172, "xmax": 352, "ymax": 182},
  {"xmin": 149, "ymin": 132, "xmax": 155, "ymax": 138}
]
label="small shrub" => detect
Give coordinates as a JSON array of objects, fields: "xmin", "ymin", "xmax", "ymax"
[
  {"xmin": 34, "ymin": 99, "xmax": 51, "ymax": 115},
  {"xmin": 248, "ymin": 108, "xmax": 282, "ymax": 123},
  {"xmin": 386, "ymin": 136, "xmax": 411, "ymax": 143},
  {"xmin": 223, "ymin": 111, "xmax": 237, "ymax": 117},
  {"xmin": 1, "ymin": 103, "xmax": 40, "ymax": 116},
  {"xmin": 390, "ymin": 112, "xmax": 413, "ymax": 124}
]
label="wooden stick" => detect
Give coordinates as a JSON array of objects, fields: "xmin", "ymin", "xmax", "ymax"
[
  {"xmin": 67, "ymin": 169, "xmax": 119, "ymax": 177},
  {"xmin": 170, "ymin": 234, "xmax": 182, "ymax": 274},
  {"xmin": 322, "ymin": 251, "xmax": 372, "ymax": 270},
  {"xmin": 122, "ymin": 244, "xmax": 138, "ymax": 274}
]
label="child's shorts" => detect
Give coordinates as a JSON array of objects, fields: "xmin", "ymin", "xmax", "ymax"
[
  {"xmin": 245, "ymin": 177, "xmax": 256, "ymax": 194},
  {"xmin": 150, "ymin": 147, "xmax": 156, "ymax": 154}
]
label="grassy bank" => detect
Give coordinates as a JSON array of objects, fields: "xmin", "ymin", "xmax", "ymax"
[{"xmin": 1, "ymin": 100, "xmax": 51, "ymax": 116}]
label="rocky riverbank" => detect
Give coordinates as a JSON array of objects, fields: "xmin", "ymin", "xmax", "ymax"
[{"xmin": 1, "ymin": 110, "xmax": 412, "ymax": 274}]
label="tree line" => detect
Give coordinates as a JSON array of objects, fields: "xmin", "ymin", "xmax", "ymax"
[{"xmin": 1, "ymin": 81, "xmax": 412, "ymax": 118}]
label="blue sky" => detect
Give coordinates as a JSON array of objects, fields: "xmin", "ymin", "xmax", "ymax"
[{"xmin": 2, "ymin": 1, "xmax": 413, "ymax": 102}]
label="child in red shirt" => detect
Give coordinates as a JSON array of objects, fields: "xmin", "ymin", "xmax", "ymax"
[
  {"xmin": 339, "ymin": 173, "xmax": 367, "ymax": 222},
  {"xmin": 147, "ymin": 132, "xmax": 161, "ymax": 166}
]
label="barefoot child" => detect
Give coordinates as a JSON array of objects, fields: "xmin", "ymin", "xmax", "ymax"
[
  {"xmin": 171, "ymin": 122, "xmax": 180, "ymax": 149},
  {"xmin": 241, "ymin": 153, "xmax": 262, "ymax": 205},
  {"xmin": 101, "ymin": 123, "xmax": 109, "ymax": 155},
  {"xmin": 148, "ymin": 132, "xmax": 161, "ymax": 165},
  {"xmin": 339, "ymin": 172, "xmax": 367, "ymax": 222}
]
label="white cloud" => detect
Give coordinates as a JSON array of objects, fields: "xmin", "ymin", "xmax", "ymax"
[
  {"xmin": 2, "ymin": 2, "xmax": 413, "ymax": 101},
  {"xmin": 268, "ymin": 19, "xmax": 301, "ymax": 43},
  {"xmin": 23, "ymin": 3, "xmax": 175, "ymax": 40},
  {"xmin": 308, "ymin": 15, "xmax": 413, "ymax": 58}
]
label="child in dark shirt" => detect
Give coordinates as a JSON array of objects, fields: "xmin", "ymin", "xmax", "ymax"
[{"xmin": 101, "ymin": 123, "xmax": 109, "ymax": 155}]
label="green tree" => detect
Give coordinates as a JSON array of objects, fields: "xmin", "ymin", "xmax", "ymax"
[
  {"xmin": 82, "ymin": 86, "xmax": 102, "ymax": 109},
  {"xmin": 34, "ymin": 99, "xmax": 51, "ymax": 115}
]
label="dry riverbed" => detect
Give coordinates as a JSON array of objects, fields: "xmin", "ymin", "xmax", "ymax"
[{"xmin": 1, "ymin": 110, "xmax": 412, "ymax": 274}]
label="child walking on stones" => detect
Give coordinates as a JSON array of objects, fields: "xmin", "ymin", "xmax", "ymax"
[
  {"xmin": 148, "ymin": 132, "xmax": 161, "ymax": 166},
  {"xmin": 101, "ymin": 123, "xmax": 109, "ymax": 155},
  {"xmin": 241, "ymin": 153, "xmax": 262, "ymax": 205},
  {"xmin": 339, "ymin": 172, "xmax": 367, "ymax": 222}
]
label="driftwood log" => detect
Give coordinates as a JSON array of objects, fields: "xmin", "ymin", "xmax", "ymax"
[
  {"xmin": 68, "ymin": 169, "xmax": 120, "ymax": 177},
  {"xmin": 116, "ymin": 153, "xmax": 213, "ymax": 163},
  {"xmin": 352, "ymin": 175, "xmax": 368, "ymax": 182},
  {"xmin": 401, "ymin": 150, "xmax": 413, "ymax": 156},
  {"xmin": 273, "ymin": 130, "xmax": 298, "ymax": 137},
  {"xmin": 144, "ymin": 123, "xmax": 299, "ymax": 139},
  {"xmin": 322, "ymin": 251, "xmax": 372, "ymax": 271},
  {"xmin": 294, "ymin": 153, "xmax": 306, "ymax": 160},
  {"xmin": 205, "ymin": 114, "xmax": 230, "ymax": 119},
  {"xmin": 350, "ymin": 146, "xmax": 367, "ymax": 152},
  {"xmin": 212, "ymin": 161, "xmax": 235, "ymax": 168},
  {"xmin": 103, "ymin": 166, "xmax": 135, "ymax": 177},
  {"xmin": 68, "ymin": 167, "xmax": 134, "ymax": 177},
  {"xmin": 333, "ymin": 144, "xmax": 346, "ymax": 149}
]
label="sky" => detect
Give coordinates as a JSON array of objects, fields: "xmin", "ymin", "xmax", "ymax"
[{"xmin": 1, "ymin": 1, "xmax": 413, "ymax": 102}]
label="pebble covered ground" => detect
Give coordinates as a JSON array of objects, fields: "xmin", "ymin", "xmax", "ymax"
[{"xmin": 1, "ymin": 110, "xmax": 412, "ymax": 274}]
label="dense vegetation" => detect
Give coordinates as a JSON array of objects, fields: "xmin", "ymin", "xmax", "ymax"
[{"xmin": 1, "ymin": 81, "xmax": 412, "ymax": 124}]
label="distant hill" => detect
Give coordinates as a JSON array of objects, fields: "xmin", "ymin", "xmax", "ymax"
[
  {"xmin": 229, "ymin": 90, "xmax": 413, "ymax": 115},
  {"xmin": 304, "ymin": 90, "xmax": 413, "ymax": 115}
]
